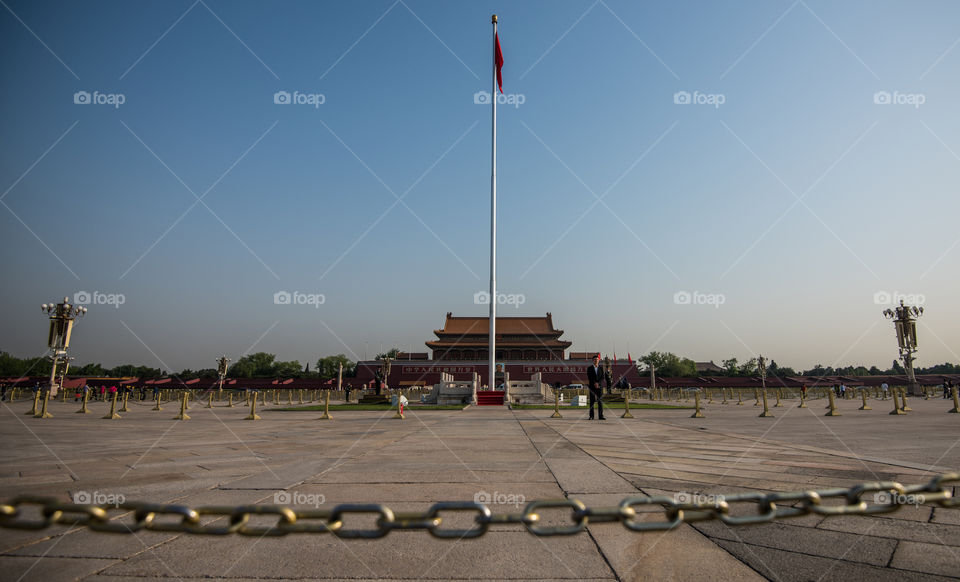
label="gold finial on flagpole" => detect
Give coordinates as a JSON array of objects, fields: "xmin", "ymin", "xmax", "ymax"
[{"xmin": 492, "ymin": 14, "xmax": 497, "ymax": 23}]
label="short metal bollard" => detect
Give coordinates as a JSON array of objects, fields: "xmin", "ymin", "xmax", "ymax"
[
  {"xmin": 173, "ymin": 393, "xmax": 190, "ymax": 420},
  {"xmin": 825, "ymin": 390, "xmax": 840, "ymax": 416},
  {"xmin": 319, "ymin": 390, "xmax": 332, "ymax": 420},
  {"xmin": 691, "ymin": 391, "xmax": 704, "ymax": 418},
  {"xmin": 102, "ymin": 392, "xmax": 121, "ymax": 420},
  {"xmin": 245, "ymin": 392, "xmax": 261, "ymax": 421},
  {"xmin": 35, "ymin": 391, "xmax": 53, "ymax": 419},
  {"xmin": 890, "ymin": 387, "xmax": 905, "ymax": 415},
  {"xmin": 622, "ymin": 390, "xmax": 634, "ymax": 419},
  {"xmin": 76, "ymin": 390, "xmax": 90, "ymax": 414}
]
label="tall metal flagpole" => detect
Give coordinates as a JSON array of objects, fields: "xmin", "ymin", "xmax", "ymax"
[{"xmin": 488, "ymin": 14, "xmax": 498, "ymax": 390}]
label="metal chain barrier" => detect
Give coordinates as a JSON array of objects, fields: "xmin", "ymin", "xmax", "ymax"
[{"xmin": 1, "ymin": 473, "xmax": 957, "ymax": 538}]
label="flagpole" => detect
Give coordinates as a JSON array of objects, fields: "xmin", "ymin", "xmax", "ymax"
[{"xmin": 488, "ymin": 13, "xmax": 498, "ymax": 391}]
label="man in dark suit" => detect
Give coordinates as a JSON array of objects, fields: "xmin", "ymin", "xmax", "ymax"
[{"xmin": 586, "ymin": 354, "xmax": 606, "ymax": 420}]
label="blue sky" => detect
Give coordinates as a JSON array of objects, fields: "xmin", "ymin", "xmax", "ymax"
[{"xmin": 1, "ymin": 0, "xmax": 958, "ymax": 372}]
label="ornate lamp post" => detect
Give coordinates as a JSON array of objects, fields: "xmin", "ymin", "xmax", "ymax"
[
  {"xmin": 40, "ymin": 298, "xmax": 87, "ymax": 397},
  {"xmin": 883, "ymin": 300, "xmax": 924, "ymax": 396},
  {"xmin": 377, "ymin": 356, "xmax": 392, "ymax": 396},
  {"xmin": 758, "ymin": 354, "xmax": 773, "ymax": 417},
  {"xmin": 216, "ymin": 356, "xmax": 230, "ymax": 396},
  {"xmin": 603, "ymin": 355, "xmax": 612, "ymax": 394}
]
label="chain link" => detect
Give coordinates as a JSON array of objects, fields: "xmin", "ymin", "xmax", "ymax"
[{"xmin": 1, "ymin": 472, "xmax": 955, "ymax": 538}]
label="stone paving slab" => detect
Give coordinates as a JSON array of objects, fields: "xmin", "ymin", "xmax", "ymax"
[
  {"xmin": 892, "ymin": 540, "xmax": 960, "ymax": 578},
  {"xmin": 0, "ymin": 556, "xmax": 118, "ymax": 582},
  {"xmin": 817, "ymin": 514, "xmax": 960, "ymax": 547},
  {"xmin": 692, "ymin": 520, "xmax": 898, "ymax": 566},
  {"xmin": 86, "ymin": 578, "xmax": 616, "ymax": 581},
  {"xmin": 713, "ymin": 538, "xmax": 956, "ymax": 582},
  {"xmin": 575, "ymin": 493, "xmax": 763, "ymax": 581},
  {"xmin": 2, "ymin": 403, "xmax": 959, "ymax": 580},
  {"xmin": 97, "ymin": 531, "xmax": 614, "ymax": 580}
]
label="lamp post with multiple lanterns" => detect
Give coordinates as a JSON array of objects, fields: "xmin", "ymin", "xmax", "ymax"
[
  {"xmin": 883, "ymin": 300, "xmax": 924, "ymax": 396},
  {"xmin": 41, "ymin": 297, "xmax": 87, "ymax": 397},
  {"xmin": 216, "ymin": 356, "xmax": 230, "ymax": 396}
]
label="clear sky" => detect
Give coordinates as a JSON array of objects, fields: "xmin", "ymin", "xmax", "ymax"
[{"xmin": 1, "ymin": 0, "xmax": 958, "ymax": 373}]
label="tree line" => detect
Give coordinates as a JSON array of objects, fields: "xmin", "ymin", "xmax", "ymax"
[
  {"xmin": 639, "ymin": 351, "xmax": 960, "ymax": 378},
  {"xmin": 0, "ymin": 350, "xmax": 389, "ymax": 380},
  {"xmin": 2, "ymin": 348, "xmax": 957, "ymax": 380}
]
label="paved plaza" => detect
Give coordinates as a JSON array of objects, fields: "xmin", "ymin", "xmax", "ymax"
[{"xmin": 1, "ymin": 393, "xmax": 958, "ymax": 581}]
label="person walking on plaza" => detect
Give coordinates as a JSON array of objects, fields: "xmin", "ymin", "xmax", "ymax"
[{"xmin": 587, "ymin": 354, "xmax": 606, "ymax": 420}]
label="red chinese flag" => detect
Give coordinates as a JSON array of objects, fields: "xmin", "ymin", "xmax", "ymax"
[
  {"xmin": 495, "ymin": 32, "xmax": 504, "ymax": 93},
  {"xmin": 628, "ymin": 353, "xmax": 633, "ymax": 364}
]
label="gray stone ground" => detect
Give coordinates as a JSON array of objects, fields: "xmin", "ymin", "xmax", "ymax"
[{"xmin": 0, "ymin": 392, "xmax": 958, "ymax": 581}]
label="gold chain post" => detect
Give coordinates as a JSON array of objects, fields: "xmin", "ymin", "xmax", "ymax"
[
  {"xmin": 551, "ymin": 387, "xmax": 562, "ymax": 419},
  {"xmin": 35, "ymin": 390, "xmax": 53, "ymax": 419},
  {"xmin": 826, "ymin": 389, "xmax": 840, "ymax": 416},
  {"xmin": 691, "ymin": 391, "xmax": 704, "ymax": 418},
  {"xmin": 245, "ymin": 391, "xmax": 261, "ymax": 420},
  {"xmin": 102, "ymin": 392, "xmax": 121, "ymax": 420},
  {"xmin": 76, "ymin": 389, "xmax": 89, "ymax": 414},
  {"xmin": 622, "ymin": 389, "xmax": 634, "ymax": 419},
  {"xmin": 173, "ymin": 392, "xmax": 190, "ymax": 420},
  {"xmin": 319, "ymin": 390, "xmax": 332, "ymax": 420}
]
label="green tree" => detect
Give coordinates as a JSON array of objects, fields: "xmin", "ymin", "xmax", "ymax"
[
  {"xmin": 738, "ymin": 358, "xmax": 758, "ymax": 377},
  {"xmin": 640, "ymin": 351, "xmax": 697, "ymax": 377},
  {"xmin": 376, "ymin": 348, "xmax": 400, "ymax": 360},
  {"xmin": 316, "ymin": 355, "xmax": 355, "ymax": 380},
  {"xmin": 228, "ymin": 352, "xmax": 277, "ymax": 378},
  {"xmin": 75, "ymin": 363, "xmax": 106, "ymax": 376},
  {"xmin": 722, "ymin": 358, "xmax": 739, "ymax": 377},
  {"xmin": 272, "ymin": 360, "xmax": 303, "ymax": 378}
]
